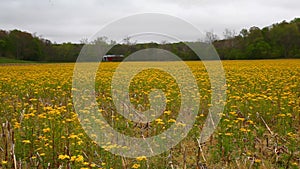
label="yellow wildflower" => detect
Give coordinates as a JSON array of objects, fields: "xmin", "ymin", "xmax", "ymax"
[
  {"xmin": 75, "ymin": 155, "xmax": 84, "ymax": 163},
  {"xmin": 225, "ymin": 133, "xmax": 233, "ymax": 136},
  {"xmin": 43, "ymin": 127, "xmax": 51, "ymax": 133},
  {"xmin": 22, "ymin": 140, "xmax": 31, "ymax": 144},
  {"xmin": 132, "ymin": 163, "xmax": 140, "ymax": 169},
  {"xmin": 164, "ymin": 110, "xmax": 171, "ymax": 115},
  {"xmin": 58, "ymin": 154, "xmax": 70, "ymax": 160},
  {"xmin": 136, "ymin": 156, "xmax": 147, "ymax": 161},
  {"xmin": 167, "ymin": 119, "xmax": 176, "ymax": 123}
]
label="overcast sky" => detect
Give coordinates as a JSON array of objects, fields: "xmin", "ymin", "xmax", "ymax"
[{"xmin": 0, "ymin": 0, "xmax": 299, "ymax": 43}]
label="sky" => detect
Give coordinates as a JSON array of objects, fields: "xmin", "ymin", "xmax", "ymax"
[{"xmin": 0, "ymin": 0, "xmax": 299, "ymax": 43}]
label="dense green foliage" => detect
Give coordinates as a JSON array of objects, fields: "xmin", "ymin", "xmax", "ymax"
[
  {"xmin": 0, "ymin": 18, "xmax": 299, "ymax": 62},
  {"xmin": 0, "ymin": 30, "xmax": 82, "ymax": 62},
  {"xmin": 214, "ymin": 18, "xmax": 300, "ymax": 59}
]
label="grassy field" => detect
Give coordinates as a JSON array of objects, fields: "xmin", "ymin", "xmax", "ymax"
[
  {"xmin": 0, "ymin": 57, "xmax": 36, "ymax": 64},
  {"xmin": 0, "ymin": 60, "xmax": 299, "ymax": 169}
]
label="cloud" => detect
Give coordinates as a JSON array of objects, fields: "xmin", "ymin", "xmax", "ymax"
[{"xmin": 0, "ymin": 0, "xmax": 299, "ymax": 43}]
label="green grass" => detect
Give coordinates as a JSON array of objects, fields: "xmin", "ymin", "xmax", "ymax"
[{"xmin": 0, "ymin": 57, "xmax": 36, "ymax": 63}]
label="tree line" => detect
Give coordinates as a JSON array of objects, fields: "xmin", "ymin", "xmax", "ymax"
[
  {"xmin": 214, "ymin": 18, "xmax": 300, "ymax": 59},
  {"xmin": 0, "ymin": 18, "xmax": 299, "ymax": 62}
]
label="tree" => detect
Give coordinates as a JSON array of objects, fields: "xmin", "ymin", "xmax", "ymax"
[
  {"xmin": 0, "ymin": 30, "xmax": 8, "ymax": 57},
  {"xmin": 223, "ymin": 28, "xmax": 236, "ymax": 39},
  {"xmin": 123, "ymin": 36, "xmax": 136, "ymax": 46},
  {"xmin": 246, "ymin": 40, "xmax": 271, "ymax": 59},
  {"xmin": 270, "ymin": 23, "xmax": 300, "ymax": 58},
  {"xmin": 79, "ymin": 38, "xmax": 89, "ymax": 45},
  {"xmin": 205, "ymin": 30, "xmax": 219, "ymax": 43},
  {"xmin": 240, "ymin": 29, "xmax": 249, "ymax": 38},
  {"xmin": 0, "ymin": 40, "xmax": 6, "ymax": 57}
]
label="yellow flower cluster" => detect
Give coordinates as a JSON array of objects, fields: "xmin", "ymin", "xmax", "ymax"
[{"xmin": 0, "ymin": 60, "xmax": 299, "ymax": 168}]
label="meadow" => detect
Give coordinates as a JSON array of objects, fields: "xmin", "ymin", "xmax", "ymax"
[{"xmin": 0, "ymin": 60, "xmax": 299, "ymax": 169}]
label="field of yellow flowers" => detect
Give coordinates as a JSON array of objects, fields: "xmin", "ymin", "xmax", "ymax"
[{"xmin": 0, "ymin": 60, "xmax": 299, "ymax": 169}]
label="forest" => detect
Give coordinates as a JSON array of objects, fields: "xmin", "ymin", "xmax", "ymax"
[{"xmin": 0, "ymin": 18, "xmax": 299, "ymax": 62}]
